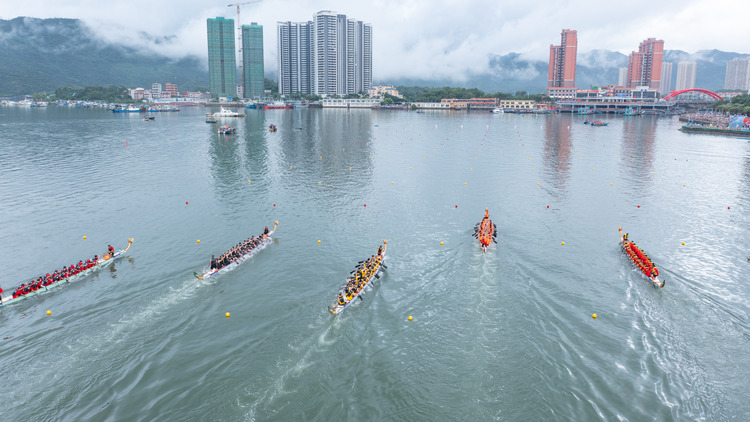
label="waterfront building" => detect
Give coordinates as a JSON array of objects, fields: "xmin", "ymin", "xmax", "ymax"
[
  {"xmin": 368, "ymin": 85, "xmax": 401, "ymax": 98},
  {"xmin": 618, "ymin": 68, "xmax": 628, "ymax": 87},
  {"xmin": 278, "ymin": 11, "xmax": 371, "ymax": 97},
  {"xmin": 660, "ymin": 62, "xmax": 673, "ymax": 95},
  {"xmin": 412, "ymin": 102, "xmax": 452, "ymax": 110},
  {"xmin": 547, "ymin": 29, "xmax": 577, "ymax": 96},
  {"xmin": 164, "ymin": 83, "xmax": 178, "ymax": 97},
  {"xmin": 547, "ymin": 87, "xmax": 577, "ymax": 99},
  {"xmin": 320, "ymin": 97, "xmax": 381, "ymax": 108},
  {"xmin": 242, "ymin": 23, "xmax": 264, "ymax": 99},
  {"xmin": 207, "ymin": 17, "xmax": 237, "ymax": 98},
  {"xmin": 626, "ymin": 38, "xmax": 664, "ymax": 90},
  {"xmin": 151, "ymin": 83, "xmax": 162, "ymax": 99},
  {"xmin": 675, "ymin": 61, "xmax": 697, "ymax": 91},
  {"xmin": 499, "ymin": 99, "xmax": 536, "ymax": 110},
  {"xmin": 724, "ymin": 57, "xmax": 750, "ymax": 91}
]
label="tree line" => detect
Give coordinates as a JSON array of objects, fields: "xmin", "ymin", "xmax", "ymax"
[{"xmin": 712, "ymin": 94, "xmax": 750, "ymax": 115}]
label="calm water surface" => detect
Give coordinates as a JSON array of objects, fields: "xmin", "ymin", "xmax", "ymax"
[{"xmin": 0, "ymin": 106, "xmax": 749, "ymax": 421}]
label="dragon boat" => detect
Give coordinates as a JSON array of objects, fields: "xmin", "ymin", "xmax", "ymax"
[
  {"xmin": 473, "ymin": 208, "xmax": 497, "ymax": 253},
  {"xmin": 328, "ymin": 240, "xmax": 387, "ymax": 315},
  {"xmin": 619, "ymin": 227, "xmax": 664, "ymax": 288},
  {"xmin": 194, "ymin": 221, "xmax": 277, "ymax": 280},
  {"xmin": 0, "ymin": 238, "xmax": 134, "ymax": 308}
]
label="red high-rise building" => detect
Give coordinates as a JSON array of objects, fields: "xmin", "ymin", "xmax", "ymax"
[
  {"xmin": 627, "ymin": 38, "xmax": 664, "ymax": 89},
  {"xmin": 548, "ymin": 29, "xmax": 577, "ymax": 89}
]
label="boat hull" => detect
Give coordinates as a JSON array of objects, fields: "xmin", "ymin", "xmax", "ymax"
[
  {"xmin": 0, "ymin": 239, "xmax": 133, "ymax": 307},
  {"xmin": 328, "ymin": 242, "xmax": 387, "ymax": 315},
  {"xmin": 194, "ymin": 226, "xmax": 276, "ymax": 279}
]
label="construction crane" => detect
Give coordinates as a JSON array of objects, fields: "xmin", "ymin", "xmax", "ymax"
[{"xmin": 228, "ymin": 0, "xmax": 262, "ymax": 98}]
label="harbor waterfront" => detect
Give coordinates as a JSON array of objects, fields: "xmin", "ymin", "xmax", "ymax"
[{"xmin": 0, "ymin": 106, "xmax": 749, "ymax": 421}]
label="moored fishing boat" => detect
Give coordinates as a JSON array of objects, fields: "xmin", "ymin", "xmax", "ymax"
[
  {"xmin": 194, "ymin": 221, "xmax": 277, "ymax": 280},
  {"xmin": 328, "ymin": 240, "xmax": 387, "ymax": 315},
  {"xmin": 0, "ymin": 239, "xmax": 134, "ymax": 308},
  {"xmin": 619, "ymin": 227, "xmax": 664, "ymax": 288},
  {"xmin": 473, "ymin": 208, "xmax": 497, "ymax": 253}
]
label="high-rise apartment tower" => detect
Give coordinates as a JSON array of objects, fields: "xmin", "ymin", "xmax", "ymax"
[
  {"xmin": 277, "ymin": 10, "xmax": 371, "ymax": 96},
  {"xmin": 547, "ymin": 29, "xmax": 577, "ymax": 88},
  {"xmin": 660, "ymin": 62, "xmax": 673, "ymax": 95},
  {"xmin": 724, "ymin": 58, "xmax": 750, "ymax": 91},
  {"xmin": 207, "ymin": 17, "xmax": 237, "ymax": 98},
  {"xmin": 242, "ymin": 23, "xmax": 264, "ymax": 99},
  {"xmin": 626, "ymin": 38, "xmax": 664, "ymax": 89},
  {"xmin": 675, "ymin": 61, "xmax": 697, "ymax": 91}
]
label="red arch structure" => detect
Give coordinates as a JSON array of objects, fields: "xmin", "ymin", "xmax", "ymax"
[{"xmin": 663, "ymin": 89, "xmax": 723, "ymax": 101}]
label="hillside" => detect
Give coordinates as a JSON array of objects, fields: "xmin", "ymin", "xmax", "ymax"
[{"xmin": 0, "ymin": 17, "xmax": 208, "ymax": 96}]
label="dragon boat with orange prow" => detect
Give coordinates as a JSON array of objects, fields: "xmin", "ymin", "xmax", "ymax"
[
  {"xmin": 619, "ymin": 227, "xmax": 664, "ymax": 288},
  {"xmin": 473, "ymin": 208, "xmax": 497, "ymax": 253},
  {"xmin": 328, "ymin": 240, "xmax": 387, "ymax": 315}
]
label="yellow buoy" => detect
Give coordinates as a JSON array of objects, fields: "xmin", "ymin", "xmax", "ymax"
[
  {"xmin": 392, "ymin": 182, "xmax": 394, "ymax": 184},
  {"xmin": 408, "ymin": 316, "xmax": 413, "ymax": 321},
  {"xmin": 538, "ymin": 183, "xmax": 540, "ymax": 186},
  {"xmin": 226, "ymin": 312, "xmax": 230, "ymax": 318},
  {"xmin": 319, "ymin": 181, "xmax": 322, "ymax": 184},
  {"xmin": 349, "ymin": 167, "xmax": 352, "ymax": 170},
  {"xmin": 83, "ymin": 236, "xmax": 86, "ymax": 240},
  {"xmin": 248, "ymin": 180, "xmax": 251, "ymax": 183},
  {"xmin": 464, "ymin": 183, "xmax": 467, "ymax": 186},
  {"xmin": 592, "ymin": 169, "xmax": 595, "ymax": 171},
  {"xmin": 440, "ymin": 242, "xmax": 444, "ymax": 246},
  {"xmin": 290, "ymin": 165, "xmax": 293, "ymax": 169},
  {"xmin": 320, "ymin": 156, "xmax": 322, "ymax": 159},
  {"xmin": 197, "ymin": 239, "xmax": 200, "ymax": 243},
  {"xmin": 611, "ymin": 183, "xmax": 613, "ymax": 186},
  {"xmin": 592, "ymin": 313, "xmax": 597, "ymax": 319},
  {"xmin": 318, "ymin": 240, "xmax": 321, "ymax": 244},
  {"xmin": 682, "ymin": 242, "xmax": 685, "ymax": 245},
  {"xmin": 561, "ymin": 241, "xmax": 565, "ymax": 245},
  {"xmin": 46, "ymin": 310, "xmax": 51, "ymax": 316}
]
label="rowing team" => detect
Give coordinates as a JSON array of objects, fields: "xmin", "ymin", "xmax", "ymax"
[
  {"xmin": 209, "ymin": 226, "xmax": 270, "ymax": 271},
  {"xmin": 623, "ymin": 235, "xmax": 659, "ymax": 278},
  {"xmin": 8, "ymin": 245, "xmax": 116, "ymax": 300},
  {"xmin": 335, "ymin": 245, "xmax": 384, "ymax": 306},
  {"xmin": 474, "ymin": 208, "xmax": 497, "ymax": 251}
]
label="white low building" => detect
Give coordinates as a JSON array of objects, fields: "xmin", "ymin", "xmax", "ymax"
[{"xmin": 321, "ymin": 98, "xmax": 382, "ymax": 108}]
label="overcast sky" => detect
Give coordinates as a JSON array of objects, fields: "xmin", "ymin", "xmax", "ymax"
[{"xmin": 1, "ymin": 0, "xmax": 747, "ymax": 82}]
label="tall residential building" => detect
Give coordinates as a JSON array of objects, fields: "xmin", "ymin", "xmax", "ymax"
[
  {"xmin": 724, "ymin": 57, "xmax": 750, "ymax": 91},
  {"xmin": 207, "ymin": 17, "xmax": 237, "ymax": 98},
  {"xmin": 277, "ymin": 21, "xmax": 313, "ymax": 95},
  {"xmin": 675, "ymin": 61, "xmax": 697, "ymax": 91},
  {"xmin": 618, "ymin": 67, "xmax": 628, "ymax": 86},
  {"xmin": 547, "ymin": 29, "xmax": 577, "ymax": 89},
  {"xmin": 242, "ymin": 23, "xmax": 264, "ymax": 99},
  {"xmin": 660, "ymin": 62, "xmax": 673, "ymax": 95},
  {"xmin": 626, "ymin": 38, "xmax": 664, "ymax": 89},
  {"xmin": 277, "ymin": 10, "xmax": 371, "ymax": 97}
]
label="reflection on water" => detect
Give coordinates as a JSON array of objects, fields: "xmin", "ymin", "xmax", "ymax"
[
  {"xmin": 620, "ymin": 117, "xmax": 658, "ymax": 194},
  {"xmin": 542, "ymin": 115, "xmax": 573, "ymax": 196}
]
